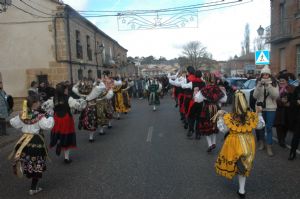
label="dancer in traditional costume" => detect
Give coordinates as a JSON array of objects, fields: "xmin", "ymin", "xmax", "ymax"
[
  {"xmin": 214, "ymin": 91, "xmax": 265, "ymax": 198},
  {"xmin": 194, "ymin": 72, "xmax": 227, "ymax": 152},
  {"xmin": 47, "ymin": 82, "xmax": 86, "ymax": 164},
  {"xmin": 73, "ymin": 79, "xmax": 106, "ymax": 142},
  {"xmin": 181, "ymin": 70, "xmax": 206, "ymax": 139},
  {"xmin": 145, "ymin": 78, "xmax": 162, "ymax": 111},
  {"xmin": 9, "ymin": 94, "xmax": 54, "ymax": 195},
  {"xmin": 113, "ymin": 77, "xmax": 130, "ymax": 119}
]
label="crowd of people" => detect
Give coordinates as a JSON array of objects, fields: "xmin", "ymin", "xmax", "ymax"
[
  {"xmin": 1, "ymin": 66, "xmax": 300, "ymax": 198},
  {"xmin": 168, "ymin": 65, "xmax": 300, "ymax": 198}
]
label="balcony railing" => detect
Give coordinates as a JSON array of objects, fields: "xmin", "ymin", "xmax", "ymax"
[{"xmin": 270, "ymin": 19, "xmax": 293, "ymax": 43}]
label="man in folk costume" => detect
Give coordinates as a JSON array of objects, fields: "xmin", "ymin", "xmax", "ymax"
[
  {"xmin": 169, "ymin": 71, "xmax": 187, "ymax": 121},
  {"xmin": 9, "ymin": 94, "xmax": 54, "ymax": 195},
  {"xmin": 72, "ymin": 79, "xmax": 106, "ymax": 142},
  {"xmin": 194, "ymin": 72, "xmax": 227, "ymax": 152},
  {"xmin": 182, "ymin": 70, "xmax": 206, "ymax": 139},
  {"xmin": 145, "ymin": 78, "xmax": 162, "ymax": 111},
  {"xmin": 214, "ymin": 91, "xmax": 265, "ymax": 198},
  {"xmin": 43, "ymin": 82, "xmax": 86, "ymax": 164},
  {"xmin": 112, "ymin": 76, "xmax": 131, "ymax": 120}
]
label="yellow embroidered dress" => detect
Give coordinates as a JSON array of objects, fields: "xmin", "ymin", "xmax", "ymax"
[{"xmin": 215, "ymin": 112, "xmax": 258, "ymax": 180}]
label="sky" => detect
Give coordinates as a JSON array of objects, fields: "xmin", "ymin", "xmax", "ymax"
[{"xmin": 62, "ymin": 0, "xmax": 270, "ymax": 61}]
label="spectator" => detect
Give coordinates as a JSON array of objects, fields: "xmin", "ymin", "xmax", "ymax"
[
  {"xmin": 0, "ymin": 75, "xmax": 9, "ymax": 136},
  {"xmin": 28, "ymin": 81, "xmax": 38, "ymax": 96}
]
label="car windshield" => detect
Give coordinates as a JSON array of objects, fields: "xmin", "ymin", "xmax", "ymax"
[{"xmin": 242, "ymin": 79, "xmax": 256, "ymax": 89}]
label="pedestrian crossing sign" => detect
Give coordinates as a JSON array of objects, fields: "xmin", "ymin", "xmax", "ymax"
[{"xmin": 255, "ymin": 50, "xmax": 270, "ymax": 65}]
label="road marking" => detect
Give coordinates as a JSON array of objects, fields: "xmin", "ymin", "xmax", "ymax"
[{"xmin": 146, "ymin": 126, "xmax": 153, "ymax": 142}]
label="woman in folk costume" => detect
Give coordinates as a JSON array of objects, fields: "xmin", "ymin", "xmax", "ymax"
[
  {"xmin": 194, "ymin": 72, "xmax": 227, "ymax": 152},
  {"xmin": 9, "ymin": 94, "xmax": 54, "ymax": 195},
  {"xmin": 214, "ymin": 91, "xmax": 265, "ymax": 198},
  {"xmin": 49, "ymin": 82, "xmax": 86, "ymax": 164},
  {"xmin": 113, "ymin": 76, "xmax": 130, "ymax": 119},
  {"xmin": 168, "ymin": 71, "xmax": 187, "ymax": 121},
  {"xmin": 181, "ymin": 70, "xmax": 206, "ymax": 139},
  {"xmin": 73, "ymin": 79, "xmax": 106, "ymax": 142},
  {"xmin": 145, "ymin": 78, "xmax": 162, "ymax": 111},
  {"xmin": 96, "ymin": 83, "xmax": 114, "ymax": 135}
]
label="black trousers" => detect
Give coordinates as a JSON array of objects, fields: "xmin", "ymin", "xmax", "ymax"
[
  {"xmin": 291, "ymin": 131, "xmax": 300, "ymax": 153},
  {"xmin": 0, "ymin": 118, "xmax": 7, "ymax": 135}
]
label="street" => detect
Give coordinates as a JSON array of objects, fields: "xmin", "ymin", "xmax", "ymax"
[{"xmin": 0, "ymin": 97, "xmax": 299, "ymax": 199}]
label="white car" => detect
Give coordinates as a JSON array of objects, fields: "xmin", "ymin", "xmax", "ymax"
[{"xmin": 240, "ymin": 79, "xmax": 256, "ymax": 107}]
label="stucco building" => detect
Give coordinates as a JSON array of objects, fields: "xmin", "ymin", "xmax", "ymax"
[{"xmin": 0, "ymin": 0, "xmax": 128, "ymax": 100}]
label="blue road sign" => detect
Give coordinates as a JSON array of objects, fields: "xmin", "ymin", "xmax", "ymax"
[{"xmin": 255, "ymin": 50, "xmax": 270, "ymax": 65}]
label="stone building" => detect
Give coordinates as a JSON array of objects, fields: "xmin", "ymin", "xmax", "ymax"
[
  {"xmin": 0, "ymin": 0, "xmax": 128, "ymax": 100},
  {"xmin": 270, "ymin": 0, "xmax": 300, "ymax": 75}
]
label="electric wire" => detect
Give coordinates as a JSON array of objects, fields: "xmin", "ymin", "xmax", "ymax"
[
  {"xmin": 11, "ymin": 3, "xmax": 52, "ymax": 18},
  {"xmin": 19, "ymin": 0, "xmax": 54, "ymax": 16}
]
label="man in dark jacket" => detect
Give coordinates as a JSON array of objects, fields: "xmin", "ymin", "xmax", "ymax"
[{"xmin": 0, "ymin": 74, "xmax": 9, "ymax": 136}]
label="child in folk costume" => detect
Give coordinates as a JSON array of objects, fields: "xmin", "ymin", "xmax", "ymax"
[
  {"xmin": 194, "ymin": 72, "xmax": 227, "ymax": 152},
  {"xmin": 214, "ymin": 91, "xmax": 265, "ymax": 198},
  {"xmin": 73, "ymin": 79, "xmax": 106, "ymax": 142},
  {"xmin": 48, "ymin": 82, "xmax": 86, "ymax": 164},
  {"xmin": 145, "ymin": 78, "xmax": 162, "ymax": 111},
  {"xmin": 9, "ymin": 94, "xmax": 54, "ymax": 195}
]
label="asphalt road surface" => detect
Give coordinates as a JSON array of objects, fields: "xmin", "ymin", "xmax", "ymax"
[{"xmin": 0, "ymin": 97, "xmax": 299, "ymax": 199}]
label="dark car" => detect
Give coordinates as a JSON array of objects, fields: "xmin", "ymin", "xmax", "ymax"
[{"xmin": 225, "ymin": 77, "xmax": 247, "ymax": 104}]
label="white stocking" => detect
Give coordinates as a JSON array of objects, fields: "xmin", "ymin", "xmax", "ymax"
[
  {"xmin": 238, "ymin": 175, "xmax": 246, "ymax": 194},
  {"xmin": 99, "ymin": 127, "xmax": 104, "ymax": 134},
  {"xmin": 206, "ymin": 136, "xmax": 212, "ymax": 147},
  {"xmin": 89, "ymin": 132, "xmax": 94, "ymax": 140},
  {"xmin": 211, "ymin": 134, "xmax": 216, "ymax": 145},
  {"xmin": 108, "ymin": 121, "xmax": 112, "ymax": 127},
  {"xmin": 64, "ymin": 149, "xmax": 70, "ymax": 160}
]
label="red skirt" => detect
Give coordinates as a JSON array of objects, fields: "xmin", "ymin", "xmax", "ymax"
[{"xmin": 50, "ymin": 113, "xmax": 76, "ymax": 150}]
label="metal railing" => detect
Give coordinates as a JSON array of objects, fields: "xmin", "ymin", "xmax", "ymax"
[{"xmin": 270, "ymin": 19, "xmax": 293, "ymax": 43}]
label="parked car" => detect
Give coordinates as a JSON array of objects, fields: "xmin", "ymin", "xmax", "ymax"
[
  {"xmin": 225, "ymin": 77, "xmax": 248, "ymax": 104},
  {"xmin": 240, "ymin": 79, "xmax": 256, "ymax": 108},
  {"xmin": 289, "ymin": 79, "xmax": 299, "ymax": 87}
]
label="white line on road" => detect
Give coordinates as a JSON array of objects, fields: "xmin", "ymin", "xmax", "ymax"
[{"xmin": 146, "ymin": 126, "xmax": 153, "ymax": 142}]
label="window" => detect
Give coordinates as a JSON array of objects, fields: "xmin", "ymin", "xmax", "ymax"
[
  {"xmin": 88, "ymin": 69, "xmax": 93, "ymax": 80},
  {"xmin": 76, "ymin": 30, "xmax": 83, "ymax": 59},
  {"xmin": 279, "ymin": 1, "xmax": 286, "ymax": 33},
  {"xmin": 296, "ymin": 45, "xmax": 300, "ymax": 75},
  {"xmin": 78, "ymin": 69, "xmax": 83, "ymax": 80},
  {"xmin": 280, "ymin": 48, "xmax": 286, "ymax": 71},
  {"xmin": 87, "ymin": 35, "xmax": 92, "ymax": 61}
]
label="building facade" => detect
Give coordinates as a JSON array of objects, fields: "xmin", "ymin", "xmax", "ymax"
[
  {"xmin": 0, "ymin": 0, "xmax": 128, "ymax": 98},
  {"xmin": 270, "ymin": 0, "xmax": 300, "ymax": 75}
]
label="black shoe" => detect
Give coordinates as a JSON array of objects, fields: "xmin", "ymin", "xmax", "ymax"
[
  {"xmin": 237, "ymin": 191, "xmax": 246, "ymax": 198},
  {"xmin": 184, "ymin": 123, "xmax": 188, "ymax": 129},
  {"xmin": 64, "ymin": 159, "xmax": 72, "ymax": 164},
  {"xmin": 89, "ymin": 139, "xmax": 94, "ymax": 143},
  {"xmin": 175, "ymin": 104, "xmax": 178, "ymax": 108},
  {"xmin": 187, "ymin": 131, "xmax": 194, "ymax": 138},
  {"xmin": 288, "ymin": 151, "xmax": 296, "ymax": 161},
  {"xmin": 99, "ymin": 132, "xmax": 106, "ymax": 135},
  {"xmin": 207, "ymin": 146, "xmax": 213, "ymax": 153},
  {"xmin": 279, "ymin": 142, "xmax": 287, "ymax": 148},
  {"xmin": 56, "ymin": 143, "xmax": 61, "ymax": 156},
  {"xmin": 211, "ymin": 144, "xmax": 216, "ymax": 150},
  {"xmin": 195, "ymin": 134, "xmax": 201, "ymax": 140},
  {"xmin": 117, "ymin": 117, "xmax": 120, "ymax": 120},
  {"xmin": 108, "ymin": 125, "xmax": 112, "ymax": 129}
]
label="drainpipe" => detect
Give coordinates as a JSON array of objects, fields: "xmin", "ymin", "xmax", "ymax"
[
  {"xmin": 94, "ymin": 31, "xmax": 99, "ymax": 78},
  {"xmin": 66, "ymin": 8, "xmax": 73, "ymax": 84}
]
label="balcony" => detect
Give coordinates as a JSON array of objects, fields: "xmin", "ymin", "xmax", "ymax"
[{"xmin": 269, "ymin": 19, "xmax": 293, "ymax": 44}]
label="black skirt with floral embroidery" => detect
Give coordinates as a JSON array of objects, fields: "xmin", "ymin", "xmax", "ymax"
[{"xmin": 13, "ymin": 134, "xmax": 47, "ymax": 179}]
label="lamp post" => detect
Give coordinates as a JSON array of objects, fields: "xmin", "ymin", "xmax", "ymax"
[
  {"xmin": 257, "ymin": 25, "xmax": 265, "ymax": 50},
  {"xmin": 95, "ymin": 44, "xmax": 104, "ymax": 78}
]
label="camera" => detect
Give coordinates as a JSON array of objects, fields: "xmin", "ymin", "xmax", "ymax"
[{"xmin": 256, "ymin": 101, "xmax": 266, "ymax": 109}]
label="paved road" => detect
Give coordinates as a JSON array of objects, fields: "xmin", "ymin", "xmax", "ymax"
[{"xmin": 0, "ymin": 97, "xmax": 299, "ymax": 199}]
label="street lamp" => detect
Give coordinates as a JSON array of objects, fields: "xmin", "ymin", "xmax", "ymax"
[{"xmin": 257, "ymin": 25, "xmax": 265, "ymax": 37}]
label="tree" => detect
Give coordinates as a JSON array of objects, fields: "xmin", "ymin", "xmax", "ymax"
[
  {"xmin": 181, "ymin": 41, "xmax": 211, "ymax": 68},
  {"xmin": 244, "ymin": 23, "xmax": 250, "ymax": 54}
]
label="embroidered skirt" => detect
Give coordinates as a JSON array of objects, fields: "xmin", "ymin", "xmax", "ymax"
[
  {"xmin": 11, "ymin": 134, "xmax": 47, "ymax": 179},
  {"xmin": 79, "ymin": 104, "xmax": 97, "ymax": 131},
  {"xmin": 96, "ymin": 99, "xmax": 114, "ymax": 126}
]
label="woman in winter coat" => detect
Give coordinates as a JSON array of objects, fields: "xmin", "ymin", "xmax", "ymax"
[{"xmin": 253, "ymin": 65, "xmax": 279, "ymax": 156}]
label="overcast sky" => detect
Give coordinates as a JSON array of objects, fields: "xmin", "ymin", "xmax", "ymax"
[{"xmin": 63, "ymin": 0, "xmax": 270, "ymax": 61}]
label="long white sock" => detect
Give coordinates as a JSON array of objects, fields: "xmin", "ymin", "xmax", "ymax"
[
  {"xmin": 108, "ymin": 121, "xmax": 112, "ymax": 127},
  {"xmin": 117, "ymin": 113, "xmax": 120, "ymax": 118},
  {"xmin": 206, "ymin": 136, "xmax": 212, "ymax": 147},
  {"xmin": 89, "ymin": 132, "xmax": 94, "ymax": 140},
  {"xmin": 99, "ymin": 127, "xmax": 104, "ymax": 134},
  {"xmin": 238, "ymin": 175, "xmax": 246, "ymax": 194},
  {"xmin": 64, "ymin": 149, "xmax": 70, "ymax": 160},
  {"xmin": 211, "ymin": 134, "xmax": 216, "ymax": 145},
  {"xmin": 153, "ymin": 105, "xmax": 156, "ymax": 110}
]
